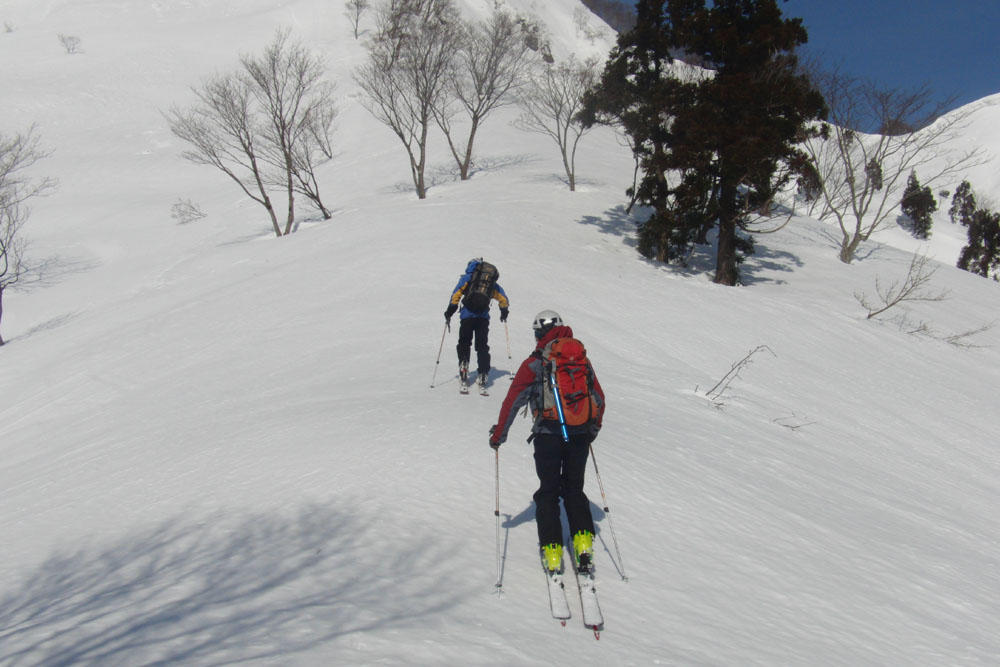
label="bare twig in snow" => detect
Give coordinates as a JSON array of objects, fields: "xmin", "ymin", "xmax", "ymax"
[
  {"xmin": 854, "ymin": 252, "xmax": 949, "ymax": 320},
  {"xmin": 703, "ymin": 344, "xmax": 776, "ymax": 406}
]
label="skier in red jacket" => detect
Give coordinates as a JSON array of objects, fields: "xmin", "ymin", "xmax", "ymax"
[{"xmin": 489, "ymin": 310, "xmax": 605, "ymax": 574}]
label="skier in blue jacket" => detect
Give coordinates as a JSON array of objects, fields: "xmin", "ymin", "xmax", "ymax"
[{"xmin": 444, "ymin": 258, "xmax": 509, "ymax": 389}]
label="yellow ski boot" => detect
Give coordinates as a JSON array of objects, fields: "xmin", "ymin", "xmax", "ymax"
[
  {"xmin": 542, "ymin": 543, "xmax": 562, "ymax": 572},
  {"xmin": 573, "ymin": 530, "xmax": 594, "ymax": 573}
]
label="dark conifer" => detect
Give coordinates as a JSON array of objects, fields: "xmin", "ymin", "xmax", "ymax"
[
  {"xmin": 957, "ymin": 207, "xmax": 1000, "ymax": 280},
  {"xmin": 581, "ymin": 0, "xmax": 827, "ymax": 284},
  {"xmin": 949, "ymin": 180, "xmax": 976, "ymax": 226},
  {"xmin": 900, "ymin": 171, "xmax": 937, "ymax": 239}
]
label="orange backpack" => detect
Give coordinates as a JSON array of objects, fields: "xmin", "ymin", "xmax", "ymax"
[{"xmin": 536, "ymin": 337, "xmax": 599, "ymax": 431}]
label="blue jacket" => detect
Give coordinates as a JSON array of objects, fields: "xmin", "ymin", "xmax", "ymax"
[{"xmin": 449, "ymin": 259, "xmax": 509, "ymax": 319}]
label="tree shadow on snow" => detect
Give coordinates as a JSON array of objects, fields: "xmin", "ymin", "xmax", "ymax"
[
  {"xmin": 15, "ymin": 253, "xmax": 99, "ymax": 293},
  {"xmin": 739, "ymin": 242, "xmax": 805, "ymax": 286},
  {"xmin": 4, "ymin": 311, "xmax": 81, "ymax": 345},
  {"xmin": 576, "ymin": 204, "xmax": 638, "ymax": 248},
  {"xmin": 577, "ymin": 205, "xmax": 808, "ymax": 285},
  {"xmin": 0, "ymin": 504, "xmax": 465, "ymax": 665},
  {"xmin": 383, "ymin": 154, "xmax": 539, "ymax": 196}
]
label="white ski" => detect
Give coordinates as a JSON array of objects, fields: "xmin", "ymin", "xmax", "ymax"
[
  {"xmin": 544, "ymin": 566, "xmax": 571, "ymax": 624},
  {"xmin": 574, "ymin": 567, "xmax": 604, "ymax": 637},
  {"xmin": 570, "ymin": 548, "xmax": 604, "ymax": 638}
]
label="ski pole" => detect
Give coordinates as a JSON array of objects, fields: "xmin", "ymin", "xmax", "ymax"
[
  {"xmin": 494, "ymin": 447, "xmax": 503, "ymax": 595},
  {"xmin": 549, "ymin": 369, "xmax": 570, "ymax": 442},
  {"xmin": 430, "ymin": 321, "xmax": 449, "ymax": 388},
  {"xmin": 589, "ymin": 443, "xmax": 628, "ymax": 581},
  {"xmin": 503, "ymin": 321, "xmax": 512, "ymax": 360}
]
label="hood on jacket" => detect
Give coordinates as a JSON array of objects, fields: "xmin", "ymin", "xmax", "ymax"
[{"xmin": 535, "ymin": 325, "xmax": 574, "ymax": 349}]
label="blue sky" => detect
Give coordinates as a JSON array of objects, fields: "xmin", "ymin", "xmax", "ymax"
[
  {"xmin": 782, "ymin": 0, "xmax": 1000, "ymax": 111},
  {"xmin": 607, "ymin": 1, "xmax": 999, "ymax": 113}
]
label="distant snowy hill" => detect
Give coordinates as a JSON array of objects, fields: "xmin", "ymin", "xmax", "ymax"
[{"xmin": 2, "ymin": 1, "xmax": 999, "ymax": 664}]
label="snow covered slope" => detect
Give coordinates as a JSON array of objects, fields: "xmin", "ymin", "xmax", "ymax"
[{"xmin": 2, "ymin": 1, "xmax": 999, "ymax": 664}]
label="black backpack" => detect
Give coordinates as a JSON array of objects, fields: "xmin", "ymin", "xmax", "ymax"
[{"xmin": 462, "ymin": 261, "xmax": 499, "ymax": 312}]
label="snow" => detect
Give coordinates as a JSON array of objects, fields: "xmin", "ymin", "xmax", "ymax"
[{"xmin": 2, "ymin": 0, "xmax": 1000, "ymax": 664}]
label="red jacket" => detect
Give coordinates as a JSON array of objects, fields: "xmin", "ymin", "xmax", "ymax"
[{"xmin": 491, "ymin": 325, "xmax": 605, "ymax": 445}]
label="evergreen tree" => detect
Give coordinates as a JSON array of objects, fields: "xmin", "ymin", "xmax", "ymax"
[
  {"xmin": 581, "ymin": 0, "xmax": 826, "ymax": 285},
  {"xmin": 900, "ymin": 171, "xmax": 937, "ymax": 239},
  {"xmin": 949, "ymin": 180, "xmax": 976, "ymax": 225},
  {"xmin": 957, "ymin": 207, "xmax": 1000, "ymax": 281},
  {"xmin": 795, "ymin": 159, "xmax": 822, "ymax": 204}
]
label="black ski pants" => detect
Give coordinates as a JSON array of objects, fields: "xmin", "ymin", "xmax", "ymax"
[
  {"xmin": 532, "ymin": 432, "xmax": 595, "ymax": 548},
  {"xmin": 456, "ymin": 316, "xmax": 490, "ymax": 375}
]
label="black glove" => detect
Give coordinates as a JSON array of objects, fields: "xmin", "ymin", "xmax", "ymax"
[
  {"xmin": 499, "ymin": 307, "xmax": 509, "ymax": 322},
  {"xmin": 489, "ymin": 425, "xmax": 501, "ymax": 449},
  {"xmin": 444, "ymin": 303, "xmax": 457, "ymax": 320}
]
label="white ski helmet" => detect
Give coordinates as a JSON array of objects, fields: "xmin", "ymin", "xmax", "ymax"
[{"xmin": 532, "ymin": 309, "xmax": 563, "ymax": 339}]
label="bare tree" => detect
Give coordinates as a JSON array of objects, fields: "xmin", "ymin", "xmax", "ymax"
[
  {"xmin": 514, "ymin": 55, "xmax": 600, "ymax": 191},
  {"xmin": 345, "ymin": 0, "xmax": 371, "ymax": 40},
  {"xmin": 802, "ymin": 71, "xmax": 984, "ymax": 263},
  {"xmin": 166, "ymin": 29, "xmax": 337, "ymax": 236},
  {"xmin": 288, "ymin": 110, "xmax": 337, "ymax": 219},
  {"xmin": 166, "ymin": 72, "xmax": 284, "ymax": 236},
  {"xmin": 1, "ymin": 126, "xmax": 57, "ymax": 346},
  {"xmin": 242, "ymin": 28, "xmax": 338, "ymax": 226},
  {"xmin": 434, "ymin": 6, "xmax": 531, "ymax": 180},
  {"xmin": 355, "ymin": 0, "xmax": 462, "ymax": 199}
]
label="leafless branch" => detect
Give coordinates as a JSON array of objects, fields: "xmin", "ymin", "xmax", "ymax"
[
  {"xmin": 854, "ymin": 252, "xmax": 949, "ymax": 320},
  {"xmin": 434, "ymin": 6, "xmax": 532, "ymax": 180},
  {"xmin": 345, "ymin": 0, "xmax": 371, "ymax": 40},
  {"xmin": 772, "ymin": 414, "xmax": 818, "ymax": 431},
  {"xmin": 801, "ymin": 68, "xmax": 986, "ymax": 263},
  {"xmin": 355, "ymin": 0, "xmax": 462, "ymax": 199},
  {"xmin": 1, "ymin": 125, "xmax": 56, "ymax": 345},
  {"xmin": 703, "ymin": 344, "xmax": 776, "ymax": 406},
  {"xmin": 165, "ymin": 28, "xmax": 336, "ymax": 235},
  {"xmin": 513, "ymin": 55, "xmax": 600, "ymax": 191},
  {"xmin": 58, "ymin": 33, "xmax": 82, "ymax": 54}
]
